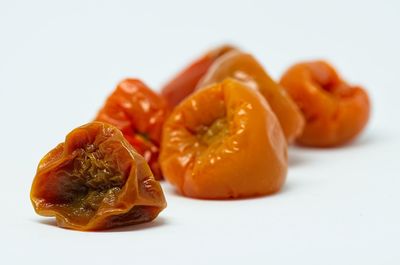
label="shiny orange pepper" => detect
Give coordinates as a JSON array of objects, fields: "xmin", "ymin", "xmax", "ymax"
[
  {"xmin": 280, "ymin": 61, "xmax": 370, "ymax": 147},
  {"xmin": 95, "ymin": 79, "xmax": 170, "ymax": 179},
  {"xmin": 31, "ymin": 122, "xmax": 167, "ymax": 231},
  {"xmin": 197, "ymin": 50, "xmax": 305, "ymax": 142},
  {"xmin": 159, "ymin": 79, "xmax": 287, "ymax": 199},
  {"xmin": 161, "ymin": 45, "xmax": 236, "ymax": 107}
]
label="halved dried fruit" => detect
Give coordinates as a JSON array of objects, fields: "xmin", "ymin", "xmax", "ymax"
[
  {"xmin": 31, "ymin": 122, "xmax": 167, "ymax": 231},
  {"xmin": 160, "ymin": 79, "xmax": 287, "ymax": 199}
]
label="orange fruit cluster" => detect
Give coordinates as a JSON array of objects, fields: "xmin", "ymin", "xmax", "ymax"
[{"xmin": 31, "ymin": 45, "xmax": 370, "ymax": 230}]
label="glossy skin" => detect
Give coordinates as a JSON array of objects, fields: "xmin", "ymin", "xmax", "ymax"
[
  {"xmin": 161, "ymin": 45, "xmax": 236, "ymax": 107},
  {"xmin": 160, "ymin": 79, "xmax": 287, "ymax": 199},
  {"xmin": 197, "ymin": 51, "xmax": 305, "ymax": 143},
  {"xmin": 30, "ymin": 122, "xmax": 167, "ymax": 231},
  {"xmin": 280, "ymin": 61, "xmax": 370, "ymax": 147},
  {"xmin": 96, "ymin": 79, "xmax": 170, "ymax": 179}
]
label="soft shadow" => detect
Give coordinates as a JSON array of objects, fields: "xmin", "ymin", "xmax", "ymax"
[
  {"xmin": 292, "ymin": 133, "xmax": 376, "ymax": 151},
  {"xmin": 37, "ymin": 218, "xmax": 57, "ymax": 227},
  {"xmin": 338, "ymin": 134, "xmax": 375, "ymax": 149},
  {"xmin": 288, "ymin": 151, "xmax": 308, "ymax": 167},
  {"xmin": 276, "ymin": 181, "xmax": 293, "ymax": 196},
  {"xmin": 35, "ymin": 216, "xmax": 168, "ymax": 233},
  {"xmin": 169, "ymin": 186, "xmax": 286, "ymax": 201},
  {"xmin": 98, "ymin": 217, "xmax": 168, "ymax": 233}
]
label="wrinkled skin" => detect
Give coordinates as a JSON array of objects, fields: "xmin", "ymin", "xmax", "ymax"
[
  {"xmin": 197, "ymin": 51, "xmax": 305, "ymax": 143},
  {"xmin": 161, "ymin": 45, "xmax": 236, "ymax": 107},
  {"xmin": 280, "ymin": 61, "xmax": 370, "ymax": 147},
  {"xmin": 30, "ymin": 122, "xmax": 167, "ymax": 231},
  {"xmin": 160, "ymin": 79, "xmax": 287, "ymax": 199},
  {"xmin": 96, "ymin": 79, "xmax": 170, "ymax": 179}
]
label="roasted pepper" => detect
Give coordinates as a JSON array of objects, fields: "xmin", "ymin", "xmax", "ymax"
[
  {"xmin": 197, "ymin": 50, "xmax": 305, "ymax": 143},
  {"xmin": 95, "ymin": 79, "xmax": 170, "ymax": 179},
  {"xmin": 161, "ymin": 45, "xmax": 236, "ymax": 107},
  {"xmin": 159, "ymin": 79, "xmax": 287, "ymax": 199},
  {"xmin": 280, "ymin": 61, "xmax": 370, "ymax": 147},
  {"xmin": 30, "ymin": 122, "xmax": 167, "ymax": 231}
]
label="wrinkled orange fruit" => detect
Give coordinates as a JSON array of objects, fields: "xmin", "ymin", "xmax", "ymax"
[
  {"xmin": 160, "ymin": 79, "xmax": 287, "ymax": 199},
  {"xmin": 96, "ymin": 79, "xmax": 170, "ymax": 179},
  {"xmin": 197, "ymin": 51, "xmax": 304, "ymax": 143},
  {"xmin": 31, "ymin": 122, "xmax": 167, "ymax": 231},
  {"xmin": 280, "ymin": 61, "xmax": 370, "ymax": 147},
  {"xmin": 161, "ymin": 45, "xmax": 236, "ymax": 107}
]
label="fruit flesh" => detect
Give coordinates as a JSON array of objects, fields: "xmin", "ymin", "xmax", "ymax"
[{"xmin": 42, "ymin": 143, "xmax": 125, "ymax": 225}]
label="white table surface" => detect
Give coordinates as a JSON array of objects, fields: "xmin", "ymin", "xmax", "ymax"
[{"xmin": 1, "ymin": 1, "xmax": 399, "ymax": 264}]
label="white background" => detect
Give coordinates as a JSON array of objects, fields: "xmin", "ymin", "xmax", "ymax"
[{"xmin": 1, "ymin": 0, "xmax": 399, "ymax": 264}]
